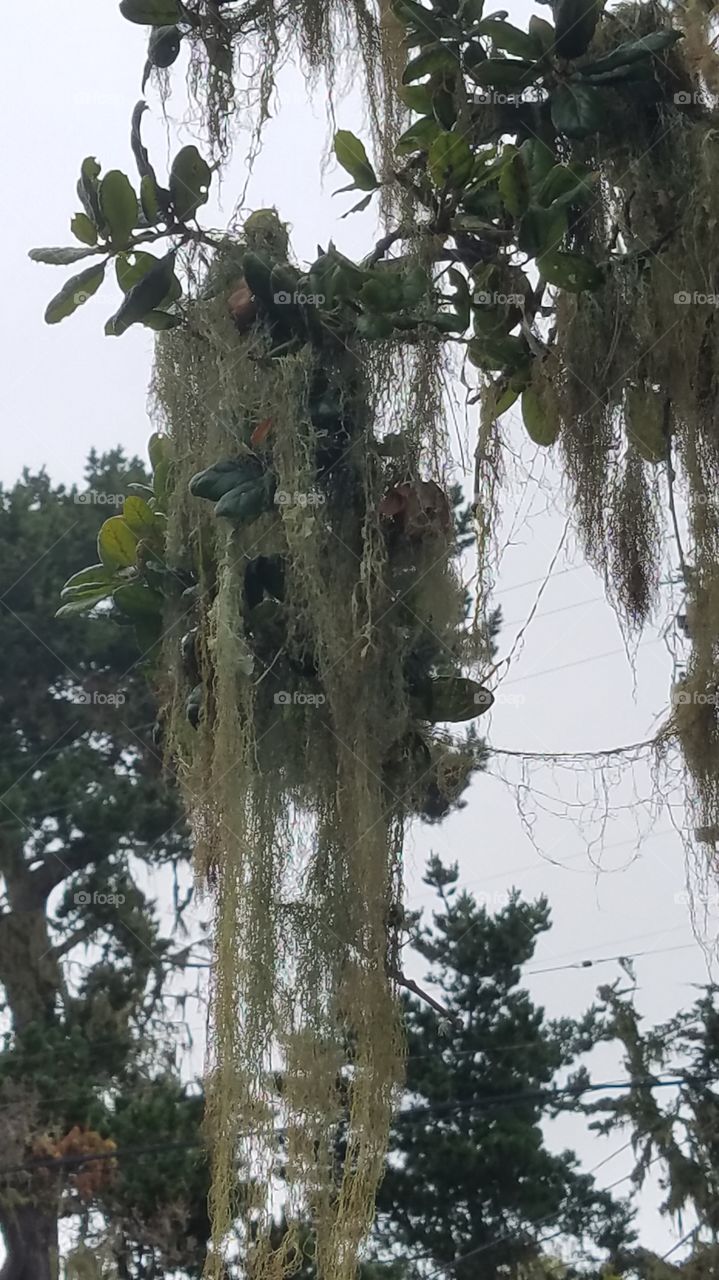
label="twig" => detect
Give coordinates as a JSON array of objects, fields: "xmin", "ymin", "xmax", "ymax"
[
  {"xmin": 363, "ymin": 226, "xmax": 409, "ymax": 267},
  {"xmin": 387, "ymin": 965, "xmax": 462, "ymax": 1028},
  {"xmin": 665, "ymin": 406, "xmax": 689, "ymax": 584}
]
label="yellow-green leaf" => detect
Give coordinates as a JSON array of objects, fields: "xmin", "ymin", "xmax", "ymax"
[
  {"xmin": 521, "ymin": 387, "xmax": 559, "ymax": 445},
  {"xmin": 71, "ymin": 213, "xmax": 98, "ymax": 246},
  {"xmin": 169, "ymin": 145, "xmax": 212, "ymax": 221},
  {"xmin": 98, "ymin": 516, "xmax": 138, "ymax": 570},
  {"xmin": 122, "ymin": 495, "xmax": 160, "ymax": 538},
  {"xmin": 428, "ymin": 131, "xmax": 473, "ymax": 188},
  {"xmin": 100, "ymin": 171, "xmax": 139, "ymax": 249},
  {"xmin": 45, "ymin": 264, "xmax": 106, "ymax": 325},
  {"xmin": 334, "ymin": 130, "xmax": 378, "ymax": 191}
]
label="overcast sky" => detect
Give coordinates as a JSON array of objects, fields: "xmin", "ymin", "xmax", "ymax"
[{"xmin": 2, "ymin": 0, "xmax": 716, "ymax": 1262}]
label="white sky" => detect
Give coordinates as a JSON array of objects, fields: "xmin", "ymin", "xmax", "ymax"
[{"xmin": 2, "ymin": 0, "xmax": 716, "ymax": 1264}]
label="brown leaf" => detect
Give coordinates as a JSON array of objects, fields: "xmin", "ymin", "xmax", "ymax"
[
  {"xmin": 250, "ymin": 417, "xmax": 273, "ymax": 446},
  {"xmin": 228, "ymin": 278, "xmax": 257, "ymax": 331},
  {"xmin": 379, "ymin": 479, "xmax": 451, "ymax": 538}
]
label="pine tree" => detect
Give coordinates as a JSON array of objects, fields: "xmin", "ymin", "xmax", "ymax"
[
  {"xmin": 0, "ymin": 455, "xmax": 208, "ymax": 1279},
  {"xmin": 372, "ymin": 857, "xmax": 635, "ymax": 1280}
]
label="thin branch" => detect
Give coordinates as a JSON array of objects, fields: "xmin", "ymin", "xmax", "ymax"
[
  {"xmin": 387, "ymin": 966, "xmax": 461, "ymax": 1028},
  {"xmin": 665, "ymin": 414, "xmax": 689, "ymax": 584}
]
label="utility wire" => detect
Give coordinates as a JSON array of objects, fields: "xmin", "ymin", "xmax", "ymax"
[
  {"xmin": 525, "ymin": 940, "xmax": 699, "ymax": 977},
  {"xmin": 0, "ymin": 1072, "xmax": 713, "ymax": 1181}
]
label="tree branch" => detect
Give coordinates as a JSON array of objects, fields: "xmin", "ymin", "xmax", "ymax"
[{"xmin": 387, "ymin": 966, "xmax": 461, "ymax": 1028}]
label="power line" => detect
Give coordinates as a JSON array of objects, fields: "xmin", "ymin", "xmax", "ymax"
[
  {"xmin": 503, "ymin": 595, "xmax": 603, "ymax": 630},
  {"xmin": 0, "ymin": 1074, "xmax": 713, "ymax": 1182},
  {"xmin": 501, "ymin": 636, "xmax": 663, "ymax": 688},
  {"xmin": 525, "ymin": 940, "xmax": 699, "ymax": 977},
  {"xmin": 493, "ymin": 565, "xmax": 586, "ymax": 599}
]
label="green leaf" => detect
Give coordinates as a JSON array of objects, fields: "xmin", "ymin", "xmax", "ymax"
[
  {"xmin": 538, "ymin": 248, "xmax": 603, "ymax": 291},
  {"xmin": 147, "ymin": 23, "xmax": 182, "ymax": 67},
  {"xmin": 333, "ymin": 131, "xmax": 378, "ymax": 191},
  {"xmin": 536, "ymin": 163, "xmax": 595, "ymax": 207},
  {"xmin": 398, "ymin": 84, "xmax": 434, "ymax": 112},
  {"xmin": 122, "ymin": 495, "xmax": 160, "ymax": 538},
  {"xmin": 141, "ymin": 309, "xmax": 182, "ymax": 330},
  {"xmin": 116, "ymin": 251, "xmax": 181, "ymax": 304},
  {"xmin": 550, "ymin": 83, "xmax": 604, "ymax": 138},
  {"xmin": 468, "ymin": 57, "xmax": 537, "ymax": 87},
  {"xmin": 169, "ymin": 145, "xmax": 213, "ymax": 220},
  {"xmin": 355, "ymin": 314, "xmax": 395, "ymax": 339},
  {"xmin": 45, "ymin": 263, "xmax": 106, "ymax": 324},
  {"xmin": 116, "ymin": 251, "xmax": 159, "ymax": 293},
  {"xmin": 61, "ymin": 564, "xmax": 114, "ymax": 596},
  {"xmin": 60, "ymin": 585, "xmax": 112, "ymax": 605},
  {"xmin": 625, "ymin": 385, "xmax": 667, "ymax": 462},
  {"xmin": 432, "ymin": 85, "xmax": 458, "ymax": 129},
  {"xmin": 105, "ymin": 251, "xmax": 178, "ymax": 336},
  {"xmin": 521, "ymin": 386, "xmax": 559, "ymax": 445},
  {"xmin": 140, "ymin": 174, "xmax": 162, "ymax": 225},
  {"xmin": 520, "ymin": 137, "xmax": 555, "ymax": 187},
  {"xmin": 494, "ymin": 382, "xmax": 520, "ymax": 414},
  {"xmin": 148, "ymin": 433, "xmax": 171, "ymax": 472},
  {"xmin": 419, "ymin": 675, "xmax": 493, "ymax": 721},
  {"xmin": 528, "ymin": 15, "xmax": 556, "ymax": 56},
  {"xmin": 428, "ymin": 131, "xmax": 473, "ymax": 188},
  {"xmin": 498, "ymin": 149, "xmax": 530, "ymax": 216},
  {"xmin": 100, "ymin": 171, "xmax": 139, "ymax": 249},
  {"xmin": 579, "ymin": 62, "xmax": 655, "ymax": 84},
  {"xmin": 77, "ymin": 157, "xmax": 104, "ymax": 232},
  {"xmin": 553, "ymin": 0, "xmax": 603, "ymax": 58},
  {"xmin": 338, "ymin": 191, "xmax": 374, "ymax": 218},
  {"xmin": 391, "ymin": 0, "xmax": 447, "ymax": 39},
  {"xmin": 152, "ymin": 459, "xmax": 173, "ymax": 511},
  {"xmin": 580, "ymin": 29, "xmax": 681, "ymax": 74},
  {"xmin": 360, "ymin": 275, "xmax": 403, "ymax": 311},
  {"xmin": 119, "ymin": 0, "xmax": 182, "ymax": 23},
  {"xmin": 113, "ymin": 583, "xmax": 164, "ymax": 619},
  {"xmin": 518, "ymin": 203, "xmax": 567, "ymax": 256},
  {"xmin": 402, "ymin": 44, "xmax": 458, "ymax": 82},
  {"xmin": 56, "ymin": 589, "xmax": 113, "ymax": 618},
  {"xmin": 29, "ymin": 246, "xmax": 101, "ymax": 265},
  {"xmin": 71, "ymin": 213, "xmax": 98, "ymax": 246},
  {"xmin": 472, "ymin": 18, "xmax": 538, "ymax": 58},
  {"xmin": 396, "ymin": 116, "xmax": 442, "ymax": 156},
  {"xmin": 446, "ymin": 267, "xmax": 471, "ymax": 330},
  {"xmin": 467, "ymin": 332, "xmax": 527, "ymax": 371},
  {"xmin": 402, "ymin": 264, "xmax": 431, "ymax": 306},
  {"xmin": 98, "ymin": 516, "xmax": 138, "ymax": 570}
]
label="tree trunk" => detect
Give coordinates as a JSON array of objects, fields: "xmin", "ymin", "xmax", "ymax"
[{"xmin": 0, "ymin": 1205, "xmax": 58, "ymax": 1280}]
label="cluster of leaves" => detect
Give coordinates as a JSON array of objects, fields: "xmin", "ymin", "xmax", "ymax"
[
  {"xmin": 329, "ymin": 0, "xmax": 684, "ymax": 442},
  {"xmin": 30, "ymin": 107, "xmax": 213, "ymax": 334},
  {"xmin": 31, "ymin": 0, "xmax": 686, "ymax": 453},
  {"xmin": 56, "ymin": 435, "xmax": 182, "ymax": 653},
  {"xmin": 119, "ymin": 0, "xmax": 235, "ymax": 84}
]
